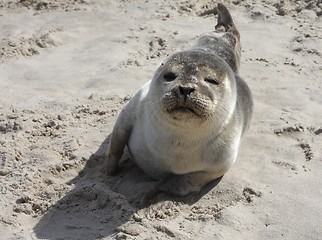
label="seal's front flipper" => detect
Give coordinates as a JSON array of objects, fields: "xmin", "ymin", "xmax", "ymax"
[
  {"xmin": 215, "ymin": 3, "xmax": 240, "ymax": 40},
  {"xmin": 157, "ymin": 172, "xmax": 218, "ymax": 196},
  {"xmin": 104, "ymin": 109, "xmax": 133, "ymax": 175}
]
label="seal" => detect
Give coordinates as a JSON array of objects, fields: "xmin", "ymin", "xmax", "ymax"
[{"xmin": 105, "ymin": 3, "xmax": 253, "ymax": 196}]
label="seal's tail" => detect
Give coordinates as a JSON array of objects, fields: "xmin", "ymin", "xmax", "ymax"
[{"xmin": 215, "ymin": 3, "xmax": 240, "ymax": 41}]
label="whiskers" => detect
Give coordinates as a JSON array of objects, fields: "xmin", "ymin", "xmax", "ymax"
[
  {"xmin": 198, "ymin": 98, "xmax": 230, "ymax": 124},
  {"xmin": 119, "ymin": 92, "xmax": 232, "ymax": 129},
  {"xmin": 204, "ymin": 105, "xmax": 228, "ymax": 124}
]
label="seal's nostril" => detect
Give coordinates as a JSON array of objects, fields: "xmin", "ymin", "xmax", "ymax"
[
  {"xmin": 179, "ymin": 86, "xmax": 195, "ymax": 101},
  {"xmin": 179, "ymin": 86, "xmax": 195, "ymax": 97}
]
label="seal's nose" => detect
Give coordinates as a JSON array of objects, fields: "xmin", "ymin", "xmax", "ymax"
[{"xmin": 179, "ymin": 86, "xmax": 195, "ymax": 101}]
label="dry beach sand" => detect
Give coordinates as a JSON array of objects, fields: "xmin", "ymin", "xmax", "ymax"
[{"xmin": 0, "ymin": 0, "xmax": 322, "ymax": 239}]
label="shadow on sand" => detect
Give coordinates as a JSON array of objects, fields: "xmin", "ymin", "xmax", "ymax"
[{"xmin": 34, "ymin": 134, "xmax": 222, "ymax": 239}]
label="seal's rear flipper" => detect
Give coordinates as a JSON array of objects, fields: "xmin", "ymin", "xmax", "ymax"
[{"xmin": 215, "ymin": 3, "xmax": 240, "ymax": 40}]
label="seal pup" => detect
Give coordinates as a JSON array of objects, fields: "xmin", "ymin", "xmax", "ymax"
[{"xmin": 105, "ymin": 3, "xmax": 253, "ymax": 196}]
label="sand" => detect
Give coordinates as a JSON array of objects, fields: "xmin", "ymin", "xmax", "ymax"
[{"xmin": 0, "ymin": 0, "xmax": 321, "ymax": 239}]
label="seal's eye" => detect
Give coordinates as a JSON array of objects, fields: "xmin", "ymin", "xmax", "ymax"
[
  {"xmin": 204, "ymin": 77, "xmax": 219, "ymax": 85},
  {"xmin": 163, "ymin": 72, "xmax": 177, "ymax": 82}
]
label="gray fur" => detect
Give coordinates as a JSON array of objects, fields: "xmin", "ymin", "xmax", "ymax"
[{"xmin": 104, "ymin": 4, "xmax": 253, "ymax": 197}]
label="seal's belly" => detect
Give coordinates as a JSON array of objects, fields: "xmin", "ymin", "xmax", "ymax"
[{"xmin": 128, "ymin": 122, "xmax": 211, "ymax": 179}]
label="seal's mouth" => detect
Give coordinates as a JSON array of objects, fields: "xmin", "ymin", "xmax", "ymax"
[
  {"xmin": 161, "ymin": 93, "xmax": 210, "ymax": 119},
  {"xmin": 170, "ymin": 106, "xmax": 199, "ymax": 116}
]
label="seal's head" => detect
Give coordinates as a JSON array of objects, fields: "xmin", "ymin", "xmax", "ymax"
[{"xmin": 149, "ymin": 50, "xmax": 237, "ymax": 126}]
